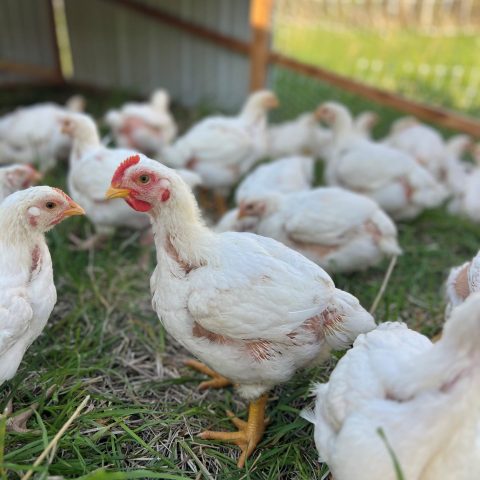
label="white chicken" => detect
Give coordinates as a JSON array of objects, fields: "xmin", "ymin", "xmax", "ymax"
[
  {"xmin": 235, "ymin": 155, "xmax": 314, "ymax": 206},
  {"xmin": 267, "ymin": 109, "xmax": 379, "ymax": 160},
  {"xmin": 228, "ymin": 187, "xmax": 401, "ymax": 273},
  {"xmin": 267, "ymin": 111, "xmax": 328, "ymax": 158},
  {"xmin": 384, "ymin": 116, "xmax": 447, "ymax": 180},
  {"xmin": 447, "ymin": 140, "xmax": 480, "ymax": 222},
  {"xmin": 106, "ymin": 154, "xmax": 375, "ymax": 467},
  {"xmin": 0, "ymin": 164, "xmax": 42, "ymax": 202},
  {"xmin": 61, "ymin": 112, "xmax": 152, "ymax": 249},
  {"xmin": 0, "ymin": 96, "xmax": 85, "ymax": 172},
  {"xmin": 303, "ymin": 292, "xmax": 480, "ymax": 480},
  {"xmin": 354, "ymin": 111, "xmax": 379, "ymax": 139},
  {"xmin": 318, "ymin": 102, "xmax": 447, "ymax": 220},
  {"xmin": 0, "ymin": 186, "xmax": 84, "ymax": 432},
  {"xmin": 161, "ymin": 90, "xmax": 278, "ymax": 211},
  {"xmin": 444, "ymin": 135, "xmax": 473, "ymax": 197},
  {"xmin": 105, "ymin": 89, "xmax": 177, "ymax": 156}
]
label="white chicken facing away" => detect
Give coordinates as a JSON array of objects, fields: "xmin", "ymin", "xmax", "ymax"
[
  {"xmin": 62, "ymin": 112, "xmax": 152, "ymax": 249},
  {"xmin": 318, "ymin": 102, "xmax": 447, "ymax": 220},
  {"xmin": 0, "ymin": 164, "xmax": 42, "ymax": 202},
  {"xmin": 160, "ymin": 90, "xmax": 278, "ymax": 212},
  {"xmin": 0, "ymin": 96, "xmax": 85, "ymax": 172},
  {"xmin": 106, "ymin": 154, "xmax": 375, "ymax": 468},
  {"xmin": 384, "ymin": 116, "xmax": 447, "ymax": 180},
  {"xmin": 445, "ymin": 249, "xmax": 480, "ymax": 317},
  {"xmin": 235, "ymin": 155, "xmax": 314, "ymax": 206},
  {"xmin": 303, "ymin": 292, "xmax": 480, "ymax": 480},
  {"xmin": 104, "ymin": 89, "xmax": 177, "ymax": 156},
  {"xmin": 228, "ymin": 187, "xmax": 401, "ymax": 273},
  {"xmin": 0, "ymin": 186, "xmax": 84, "ymax": 432}
]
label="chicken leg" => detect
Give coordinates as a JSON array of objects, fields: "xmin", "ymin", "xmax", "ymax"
[
  {"xmin": 199, "ymin": 394, "xmax": 269, "ymax": 468},
  {"xmin": 184, "ymin": 359, "xmax": 232, "ymax": 390},
  {"xmin": 5, "ymin": 385, "xmax": 56, "ymax": 433}
]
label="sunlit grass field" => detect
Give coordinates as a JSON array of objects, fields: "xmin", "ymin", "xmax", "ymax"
[
  {"xmin": 273, "ymin": 22, "xmax": 480, "ymax": 116},
  {"xmin": 0, "ymin": 86, "xmax": 479, "ymax": 479}
]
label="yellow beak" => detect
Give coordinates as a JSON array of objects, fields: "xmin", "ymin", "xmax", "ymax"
[
  {"xmin": 64, "ymin": 201, "xmax": 85, "ymax": 217},
  {"xmin": 105, "ymin": 186, "xmax": 131, "ymax": 199}
]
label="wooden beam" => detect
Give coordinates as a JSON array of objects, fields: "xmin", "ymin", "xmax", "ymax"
[
  {"xmin": 0, "ymin": 61, "xmax": 62, "ymax": 82},
  {"xmin": 46, "ymin": 0, "xmax": 64, "ymax": 82},
  {"xmin": 249, "ymin": 0, "xmax": 274, "ymax": 91},
  {"xmin": 101, "ymin": 0, "xmax": 250, "ymax": 56},
  {"xmin": 269, "ymin": 52, "xmax": 480, "ymax": 136}
]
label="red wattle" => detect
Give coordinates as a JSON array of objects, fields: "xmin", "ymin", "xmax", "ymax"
[
  {"xmin": 126, "ymin": 197, "xmax": 152, "ymax": 212},
  {"xmin": 161, "ymin": 189, "xmax": 170, "ymax": 202}
]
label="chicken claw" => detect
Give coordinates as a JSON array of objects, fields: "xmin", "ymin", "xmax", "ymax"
[
  {"xmin": 199, "ymin": 394, "xmax": 269, "ymax": 468},
  {"xmin": 184, "ymin": 359, "xmax": 232, "ymax": 390}
]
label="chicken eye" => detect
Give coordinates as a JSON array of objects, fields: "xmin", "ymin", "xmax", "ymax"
[
  {"xmin": 45, "ymin": 201, "xmax": 56, "ymax": 209},
  {"xmin": 139, "ymin": 174, "xmax": 150, "ymax": 184}
]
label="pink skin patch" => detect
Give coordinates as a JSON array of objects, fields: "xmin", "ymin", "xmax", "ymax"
[
  {"xmin": 28, "ymin": 215, "xmax": 38, "ymax": 227},
  {"xmin": 30, "ymin": 245, "xmax": 41, "ymax": 274}
]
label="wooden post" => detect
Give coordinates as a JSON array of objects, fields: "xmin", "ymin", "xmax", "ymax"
[
  {"xmin": 46, "ymin": 0, "xmax": 64, "ymax": 83},
  {"xmin": 249, "ymin": 0, "xmax": 274, "ymax": 92}
]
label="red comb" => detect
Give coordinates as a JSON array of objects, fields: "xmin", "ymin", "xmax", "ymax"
[{"xmin": 111, "ymin": 154, "xmax": 140, "ymax": 186}]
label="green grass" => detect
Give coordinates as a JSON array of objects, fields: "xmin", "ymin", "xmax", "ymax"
[
  {"xmin": 1, "ymin": 86, "xmax": 480, "ymax": 479},
  {"xmin": 273, "ymin": 22, "xmax": 480, "ymax": 115}
]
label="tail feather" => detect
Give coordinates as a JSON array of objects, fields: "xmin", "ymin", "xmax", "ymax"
[
  {"xmin": 371, "ymin": 210, "xmax": 402, "ymax": 256},
  {"xmin": 325, "ymin": 289, "xmax": 376, "ymax": 350}
]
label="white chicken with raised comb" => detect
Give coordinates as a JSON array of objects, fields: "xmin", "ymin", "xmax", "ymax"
[
  {"xmin": 161, "ymin": 90, "xmax": 278, "ymax": 212},
  {"xmin": 106, "ymin": 154, "xmax": 375, "ymax": 468},
  {"xmin": 303, "ymin": 292, "xmax": 480, "ymax": 480},
  {"xmin": 318, "ymin": 102, "xmax": 447, "ymax": 220},
  {"xmin": 0, "ymin": 164, "xmax": 42, "ymax": 202},
  {"xmin": 0, "ymin": 186, "xmax": 84, "ymax": 432},
  {"xmin": 384, "ymin": 116, "xmax": 447, "ymax": 180},
  {"xmin": 63, "ymin": 113, "xmax": 200, "ymax": 250},
  {"xmin": 227, "ymin": 187, "xmax": 401, "ymax": 273},
  {"xmin": 105, "ymin": 89, "xmax": 177, "ymax": 156},
  {"xmin": 445, "ymin": 249, "xmax": 480, "ymax": 317},
  {"xmin": 0, "ymin": 96, "xmax": 85, "ymax": 172}
]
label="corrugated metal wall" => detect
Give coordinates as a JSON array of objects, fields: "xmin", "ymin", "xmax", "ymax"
[
  {"xmin": 64, "ymin": 0, "xmax": 251, "ymax": 110},
  {"xmin": 0, "ymin": 0, "xmax": 59, "ymax": 86}
]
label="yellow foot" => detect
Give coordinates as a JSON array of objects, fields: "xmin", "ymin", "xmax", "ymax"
[
  {"xmin": 199, "ymin": 394, "xmax": 269, "ymax": 468},
  {"xmin": 184, "ymin": 359, "xmax": 232, "ymax": 390},
  {"xmin": 5, "ymin": 385, "xmax": 56, "ymax": 433}
]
